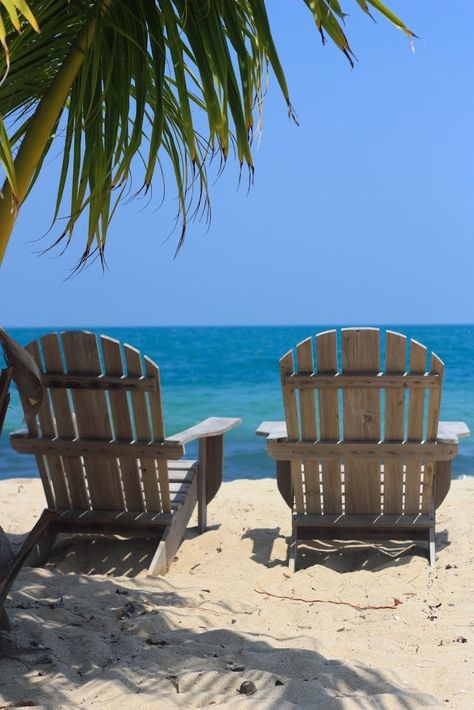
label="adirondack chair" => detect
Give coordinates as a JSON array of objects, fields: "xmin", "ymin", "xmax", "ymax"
[
  {"xmin": 10, "ymin": 331, "xmax": 240, "ymax": 576},
  {"xmin": 257, "ymin": 328, "xmax": 469, "ymax": 570},
  {"xmin": 1, "ymin": 328, "xmax": 45, "ymax": 629}
]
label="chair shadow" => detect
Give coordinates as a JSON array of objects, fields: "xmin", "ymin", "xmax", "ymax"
[
  {"xmin": 243, "ymin": 527, "xmax": 451, "ymax": 573},
  {"xmin": 32, "ymin": 524, "xmax": 221, "ymax": 577},
  {"xmin": 242, "ymin": 527, "xmax": 288, "ymax": 568},
  {"xmin": 0, "ymin": 570, "xmax": 438, "ymax": 709}
]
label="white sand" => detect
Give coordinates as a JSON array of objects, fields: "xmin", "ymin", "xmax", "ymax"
[{"xmin": 0, "ymin": 477, "xmax": 473, "ymax": 709}]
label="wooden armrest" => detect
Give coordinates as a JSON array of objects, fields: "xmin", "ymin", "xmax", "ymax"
[
  {"xmin": 437, "ymin": 421, "xmax": 470, "ymax": 443},
  {"xmin": 10, "ymin": 428, "xmax": 28, "ymax": 440},
  {"xmin": 256, "ymin": 420, "xmax": 471, "ymax": 446},
  {"xmin": 167, "ymin": 416, "xmax": 241, "ymax": 446},
  {"xmin": 256, "ymin": 421, "xmax": 288, "ymax": 441}
]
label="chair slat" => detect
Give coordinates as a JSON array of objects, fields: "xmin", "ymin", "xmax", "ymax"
[
  {"xmin": 296, "ymin": 338, "xmax": 320, "ymax": 514},
  {"xmin": 422, "ymin": 353, "xmax": 443, "ymax": 513},
  {"xmin": 22, "ymin": 343, "xmax": 54, "ymax": 508},
  {"xmin": 286, "ymin": 373, "xmax": 439, "ymax": 389},
  {"xmin": 125, "ymin": 345, "xmax": 163, "ymax": 513},
  {"xmin": 405, "ymin": 340, "xmax": 426, "ymax": 514},
  {"xmin": 427, "ymin": 354, "xmax": 443, "ymax": 440},
  {"xmin": 42, "ymin": 373, "xmax": 156, "ymax": 391},
  {"xmin": 383, "ymin": 331, "xmax": 406, "ymax": 514},
  {"xmin": 145, "ymin": 356, "xmax": 171, "ymax": 513},
  {"xmin": 62, "ymin": 332, "xmax": 123, "ymax": 511},
  {"xmin": 316, "ymin": 330, "xmax": 342, "ymax": 514},
  {"xmin": 342, "ymin": 328, "xmax": 381, "ymax": 514},
  {"xmin": 40, "ymin": 334, "xmax": 89, "ymax": 509},
  {"xmin": 280, "ymin": 350, "xmax": 303, "ymax": 514},
  {"xmin": 101, "ymin": 336, "xmax": 144, "ymax": 513},
  {"xmin": 28, "ymin": 340, "xmax": 72, "ymax": 508}
]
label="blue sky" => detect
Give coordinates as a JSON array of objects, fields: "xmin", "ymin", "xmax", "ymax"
[{"xmin": 1, "ymin": 1, "xmax": 473, "ymax": 326}]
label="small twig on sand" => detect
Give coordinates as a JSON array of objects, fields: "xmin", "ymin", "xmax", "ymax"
[{"xmin": 254, "ymin": 588, "xmax": 403, "ymax": 611}]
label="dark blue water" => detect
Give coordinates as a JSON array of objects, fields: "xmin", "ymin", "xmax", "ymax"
[{"xmin": 1, "ymin": 326, "xmax": 473, "ymax": 480}]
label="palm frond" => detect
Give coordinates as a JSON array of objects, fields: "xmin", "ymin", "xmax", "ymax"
[{"xmin": 0, "ymin": 0, "xmax": 415, "ymax": 268}]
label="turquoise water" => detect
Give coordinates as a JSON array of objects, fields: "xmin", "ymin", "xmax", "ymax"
[{"xmin": 1, "ymin": 326, "xmax": 473, "ymax": 480}]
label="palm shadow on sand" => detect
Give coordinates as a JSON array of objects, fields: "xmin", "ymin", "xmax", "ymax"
[{"xmin": 0, "ymin": 565, "xmax": 439, "ymax": 709}]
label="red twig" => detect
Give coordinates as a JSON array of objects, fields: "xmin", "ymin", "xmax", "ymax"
[{"xmin": 254, "ymin": 588, "xmax": 403, "ymax": 611}]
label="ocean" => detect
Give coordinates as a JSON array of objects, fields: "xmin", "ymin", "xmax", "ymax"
[{"xmin": 1, "ymin": 325, "xmax": 473, "ymax": 481}]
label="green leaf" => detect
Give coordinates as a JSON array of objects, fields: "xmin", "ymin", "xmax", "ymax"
[
  {"xmin": 0, "ymin": 112, "xmax": 16, "ymax": 198},
  {"xmin": 0, "ymin": 0, "xmax": 415, "ymax": 269}
]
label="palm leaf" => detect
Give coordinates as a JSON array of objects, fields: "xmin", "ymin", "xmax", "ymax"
[{"xmin": 0, "ymin": 0, "xmax": 415, "ymax": 268}]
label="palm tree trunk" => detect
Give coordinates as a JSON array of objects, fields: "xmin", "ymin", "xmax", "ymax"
[{"xmin": 0, "ymin": 2, "xmax": 111, "ymax": 265}]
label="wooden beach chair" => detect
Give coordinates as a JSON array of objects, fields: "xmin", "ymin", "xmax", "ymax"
[
  {"xmin": 257, "ymin": 328, "xmax": 469, "ymax": 570},
  {"xmin": 10, "ymin": 331, "xmax": 240, "ymax": 576}
]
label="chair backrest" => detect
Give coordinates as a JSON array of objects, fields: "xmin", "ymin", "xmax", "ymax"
[
  {"xmin": 279, "ymin": 328, "xmax": 444, "ymax": 516},
  {"xmin": 21, "ymin": 331, "xmax": 171, "ymax": 514}
]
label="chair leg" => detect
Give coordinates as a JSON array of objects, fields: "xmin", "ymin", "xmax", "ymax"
[
  {"xmin": 1, "ymin": 510, "xmax": 57, "ymax": 629},
  {"xmin": 147, "ymin": 475, "xmax": 199, "ymax": 576},
  {"xmin": 428, "ymin": 527, "xmax": 436, "ymax": 568},
  {"xmin": 197, "ymin": 462, "xmax": 207, "ymax": 534},
  {"xmin": 289, "ymin": 524, "xmax": 297, "ymax": 573},
  {"xmin": 197, "ymin": 443, "xmax": 207, "ymax": 534},
  {"xmin": 148, "ymin": 529, "xmax": 170, "ymax": 577}
]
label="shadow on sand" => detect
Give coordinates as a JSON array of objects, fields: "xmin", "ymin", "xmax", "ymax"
[
  {"xmin": 242, "ymin": 526, "xmax": 450, "ymax": 573},
  {"xmin": 0, "ymin": 533, "xmax": 439, "ymax": 709}
]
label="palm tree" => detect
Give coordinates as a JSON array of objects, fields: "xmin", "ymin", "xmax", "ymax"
[{"xmin": 0, "ymin": 1, "xmax": 413, "ymax": 269}]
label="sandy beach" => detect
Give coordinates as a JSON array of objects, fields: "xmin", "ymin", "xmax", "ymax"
[{"xmin": 0, "ymin": 476, "xmax": 473, "ymax": 709}]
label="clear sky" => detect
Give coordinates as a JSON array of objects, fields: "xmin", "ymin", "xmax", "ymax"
[{"xmin": 1, "ymin": 1, "xmax": 473, "ymax": 327}]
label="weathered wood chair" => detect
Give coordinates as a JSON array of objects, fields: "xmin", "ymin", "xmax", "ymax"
[
  {"xmin": 10, "ymin": 331, "xmax": 240, "ymax": 576},
  {"xmin": 257, "ymin": 328, "xmax": 469, "ymax": 570}
]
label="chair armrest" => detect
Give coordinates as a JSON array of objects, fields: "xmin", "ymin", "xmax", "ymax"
[
  {"xmin": 166, "ymin": 416, "xmax": 241, "ymax": 446},
  {"xmin": 10, "ymin": 429, "xmax": 28, "ymax": 444},
  {"xmin": 256, "ymin": 420, "xmax": 471, "ymax": 445},
  {"xmin": 437, "ymin": 421, "xmax": 470, "ymax": 444},
  {"xmin": 256, "ymin": 421, "xmax": 288, "ymax": 441}
]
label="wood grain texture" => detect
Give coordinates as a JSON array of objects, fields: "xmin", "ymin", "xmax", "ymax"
[
  {"xmin": 342, "ymin": 328, "xmax": 381, "ymax": 514},
  {"xmin": 266, "ymin": 440, "xmax": 456, "ymax": 461},
  {"xmin": 10, "ymin": 434, "xmax": 183, "ymax": 459},
  {"xmin": 286, "ymin": 373, "xmax": 439, "ymax": 389},
  {"xmin": 297, "ymin": 338, "xmax": 320, "ymax": 514},
  {"xmin": 62, "ymin": 332, "xmax": 123, "ymax": 511},
  {"xmin": 256, "ymin": 420, "xmax": 287, "ymax": 439},
  {"xmin": 125, "ymin": 345, "xmax": 162, "ymax": 512},
  {"xmin": 42, "ymin": 373, "xmax": 156, "ymax": 391},
  {"xmin": 405, "ymin": 340, "xmax": 426, "ymax": 514},
  {"xmin": 101, "ymin": 336, "xmax": 144, "ymax": 512},
  {"xmin": 427, "ymin": 354, "xmax": 444, "ymax": 441},
  {"xmin": 26, "ymin": 340, "xmax": 69, "ymax": 509},
  {"xmin": 383, "ymin": 331, "xmax": 406, "ymax": 514},
  {"xmin": 145, "ymin": 355, "xmax": 171, "ymax": 514},
  {"xmin": 422, "ymin": 353, "xmax": 444, "ymax": 512},
  {"xmin": 40, "ymin": 334, "xmax": 89, "ymax": 509},
  {"xmin": 169, "ymin": 417, "xmax": 241, "ymax": 444},
  {"xmin": 316, "ymin": 330, "xmax": 342, "ymax": 514}
]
